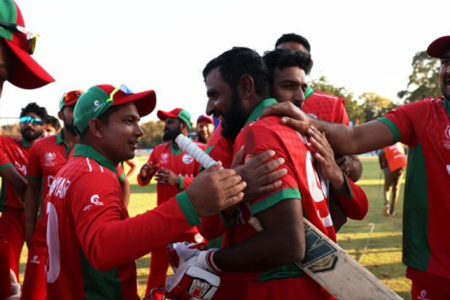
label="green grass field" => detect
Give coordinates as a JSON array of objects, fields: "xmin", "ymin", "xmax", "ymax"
[{"xmin": 19, "ymin": 156, "xmax": 410, "ymax": 299}]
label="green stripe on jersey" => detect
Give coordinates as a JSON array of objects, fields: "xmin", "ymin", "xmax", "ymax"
[
  {"xmin": 402, "ymin": 145, "xmax": 430, "ymax": 271},
  {"xmin": 81, "ymin": 251, "xmax": 122, "ymax": 299},
  {"xmin": 251, "ymin": 189, "xmax": 301, "ymax": 215},
  {"xmin": 378, "ymin": 118, "xmax": 401, "ymax": 142}
]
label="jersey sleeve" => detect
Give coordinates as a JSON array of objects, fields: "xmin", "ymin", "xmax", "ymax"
[
  {"xmin": 336, "ymin": 98, "xmax": 350, "ymax": 126},
  {"xmin": 27, "ymin": 143, "xmax": 42, "ymax": 183},
  {"xmin": 72, "ymin": 172, "xmax": 197, "ymax": 271},
  {"xmin": 379, "ymin": 100, "xmax": 427, "ymax": 147},
  {"xmin": 237, "ymin": 122, "xmax": 301, "ymax": 216},
  {"xmin": 330, "ymin": 175, "xmax": 368, "ymax": 221},
  {"xmin": 0, "ymin": 149, "xmax": 12, "ymax": 169}
]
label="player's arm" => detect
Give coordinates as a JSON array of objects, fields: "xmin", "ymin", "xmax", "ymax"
[
  {"xmin": 74, "ymin": 166, "xmax": 246, "ymax": 271},
  {"xmin": 262, "ymin": 101, "xmax": 396, "ymax": 155},
  {"xmin": 0, "ymin": 166, "xmax": 27, "ymax": 200},
  {"xmin": 24, "ymin": 179, "xmax": 41, "ymax": 244},
  {"xmin": 330, "ymin": 178, "xmax": 368, "ymax": 221},
  {"xmin": 123, "ymin": 158, "xmax": 138, "ymax": 180},
  {"xmin": 214, "ymin": 198, "xmax": 305, "ymax": 272}
]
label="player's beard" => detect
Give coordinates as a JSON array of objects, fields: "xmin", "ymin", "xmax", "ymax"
[
  {"xmin": 63, "ymin": 119, "xmax": 77, "ymax": 136},
  {"xmin": 163, "ymin": 126, "xmax": 181, "ymax": 142},
  {"xmin": 221, "ymin": 90, "xmax": 247, "ymax": 140},
  {"xmin": 21, "ymin": 127, "xmax": 43, "ymax": 143},
  {"xmin": 197, "ymin": 132, "xmax": 207, "ymax": 144}
]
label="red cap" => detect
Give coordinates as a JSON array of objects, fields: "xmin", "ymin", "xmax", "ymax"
[
  {"xmin": 1, "ymin": 1, "xmax": 55, "ymax": 89},
  {"xmin": 197, "ymin": 115, "xmax": 213, "ymax": 124},
  {"xmin": 427, "ymin": 35, "xmax": 450, "ymax": 58},
  {"xmin": 157, "ymin": 108, "xmax": 193, "ymax": 128}
]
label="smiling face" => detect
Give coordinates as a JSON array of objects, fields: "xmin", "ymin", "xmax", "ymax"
[
  {"xmin": 205, "ymin": 67, "xmax": 247, "ymax": 139},
  {"xmin": 98, "ymin": 103, "xmax": 143, "ymax": 164},
  {"xmin": 272, "ymin": 66, "xmax": 308, "ymax": 108},
  {"xmin": 440, "ymin": 49, "xmax": 450, "ymax": 99}
]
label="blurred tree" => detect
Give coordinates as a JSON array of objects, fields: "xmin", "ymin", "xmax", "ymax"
[
  {"xmin": 310, "ymin": 76, "xmax": 365, "ymax": 124},
  {"xmin": 138, "ymin": 120, "xmax": 165, "ymax": 148},
  {"xmin": 359, "ymin": 92, "xmax": 397, "ymax": 121},
  {"xmin": 397, "ymin": 51, "xmax": 440, "ymax": 103},
  {"xmin": 0, "ymin": 123, "xmax": 20, "ymax": 137}
]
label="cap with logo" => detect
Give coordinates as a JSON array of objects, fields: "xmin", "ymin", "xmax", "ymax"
[
  {"xmin": 157, "ymin": 108, "xmax": 193, "ymax": 129},
  {"xmin": 59, "ymin": 90, "xmax": 83, "ymax": 111},
  {"xmin": 74, "ymin": 84, "xmax": 156, "ymax": 133},
  {"xmin": 427, "ymin": 35, "xmax": 450, "ymax": 58},
  {"xmin": 0, "ymin": 0, "xmax": 54, "ymax": 89}
]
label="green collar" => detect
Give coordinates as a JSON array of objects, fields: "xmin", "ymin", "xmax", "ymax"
[
  {"xmin": 304, "ymin": 86, "xmax": 314, "ymax": 100},
  {"xmin": 73, "ymin": 144, "xmax": 118, "ymax": 174},
  {"xmin": 22, "ymin": 138, "xmax": 32, "ymax": 149},
  {"xmin": 244, "ymin": 98, "xmax": 278, "ymax": 127},
  {"xmin": 170, "ymin": 142, "xmax": 183, "ymax": 156},
  {"xmin": 445, "ymin": 97, "xmax": 450, "ymax": 118},
  {"xmin": 56, "ymin": 131, "xmax": 64, "ymax": 144}
]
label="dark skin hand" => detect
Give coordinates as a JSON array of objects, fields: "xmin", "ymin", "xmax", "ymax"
[{"xmin": 155, "ymin": 168, "xmax": 179, "ymax": 186}]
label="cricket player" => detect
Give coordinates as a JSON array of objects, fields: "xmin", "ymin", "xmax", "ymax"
[
  {"xmin": 21, "ymin": 90, "xmax": 82, "ymax": 300},
  {"xmin": 262, "ymin": 35, "xmax": 450, "ymax": 299},
  {"xmin": 137, "ymin": 108, "xmax": 204, "ymax": 299},
  {"xmin": 45, "ymin": 84, "xmax": 247, "ymax": 299}
]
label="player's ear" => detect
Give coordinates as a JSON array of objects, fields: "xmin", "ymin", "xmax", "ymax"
[
  {"xmin": 88, "ymin": 119, "xmax": 104, "ymax": 139},
  {"xmin": 237, "ymin": 74, "xmax": 255, "ymax": 100}
]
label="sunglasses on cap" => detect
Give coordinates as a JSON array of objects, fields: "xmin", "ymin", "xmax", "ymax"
[
  {"xmin": 93, "ymin": 84, "xmax": 133, "ymax": 118},
  {"xmin": 0, "ymin": 22, "xmax": 38, "ymax": 55},
  {"xmin": 19, "ymin": 116, "xmax": 43, "ymax": 126}
]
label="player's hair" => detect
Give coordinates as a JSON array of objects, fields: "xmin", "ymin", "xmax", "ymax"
[
  {"xmin": 202, "ymin": 47, "xmax": 270, "ymax": 99},
  {"xmin": 275, "ymin": 33, "xmax": 311, "ymax": 53},
  {"xmin": 263, "ymin": 48, "xmax": 314, "ymax": 80},
  {"xmin": 45, "ymin": 115, "xmax": 61, "ymax": 131},
  {"xmin": 20, "ymin": 102, "xmax": 48, "ymax": 120}
]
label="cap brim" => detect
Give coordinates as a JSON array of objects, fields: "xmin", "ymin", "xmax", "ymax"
[
  {"xmin": 114, "ymin": 90, "xmax": 157, "ymax": 117},
  {"xmin": 157, "ymin": 110, "xmax": 177, "ymax": 121},
  {"xmin": 427, "ymin": 36, "xmax": 450, "ymax": 58},
  {"xmin": 4, "ymin": 40, "xmax": 55, "ymax": 89}
]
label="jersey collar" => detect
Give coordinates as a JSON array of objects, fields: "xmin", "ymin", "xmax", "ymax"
[
  {"xmin": 244, "ymin": 98, "xmax": 278, "ymax": 127},
  {"xmin": 445, "ymin": 97, "xmax": 450, "ymax": 117},
  {"xmin": 304, "ymin": 86, "xmax": 314, "ymax": 100},
  {"xmin": 170, "ymin": 141, "xmax": 183, "ymax": 156},
  {"xmin": 73, "ymin": 144, "xmax": 118, "ymax": 174},
  {"xmin": 21, "ymin": 138, "xmax": 32, "ymax": 149}
]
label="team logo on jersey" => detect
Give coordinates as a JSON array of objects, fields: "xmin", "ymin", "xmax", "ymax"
[
  {"xmin": 160, "ymin": 153, "xmax": 169, "ymax": 165},
  {"xmin": 444, "ymin": 125, "xmax": 450, "ymax": 150},
  {"xmin": 90, "ymin": 194, "xmax": 104, "ymax": 206},
  {"xmin": 182, "ymin": 154, "xmax": 194, "ymax": 164},
  {"xmin": 44, "ymin": 152, "xmax": 57, "ymax": 167},
  {"xmin": 30, "ymin": 255, "xmax": 40, "ymax": 264},
  {"xmin": 14, "ymin": 161, "xmax": 27, "ymax": 176}
]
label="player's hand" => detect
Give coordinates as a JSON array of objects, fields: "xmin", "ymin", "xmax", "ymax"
[
  {"xmin": 187, "ymin": 165, "xmax": 246, "ymax": 217},
  {"xmin": 168, "ymin": 242, "xmax": 209, "ymax": 272},
  {"xmin": 165, "ymin": 263, "xmax": 220, "ymax": 300},
  {"xmin": 155, "ymin": 168, "xmax": 179, "ymax": 186},
  {"xmin": 139, "ymin": 163, "xmax": 158, "ymax": 181},
  {"xmin": 335, "ymin": 156, "xmax": 352, "ymax": 177},
  {"xmin": 307, "ymin": 126, "xmax": 345, "ymax": 189},
  {"xmin": 260, "ymin": 101, "xmax": 311, "ymax": 135},
  {"xmin": 232, "ymin": 148, "xmax": 287, "ymax": 202}
]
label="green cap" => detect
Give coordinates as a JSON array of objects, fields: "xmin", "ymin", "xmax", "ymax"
[{"xmin": 74, "ymin": 84, "xmax": 156, "ymax": 133}]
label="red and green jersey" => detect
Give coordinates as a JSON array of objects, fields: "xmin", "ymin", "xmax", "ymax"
[
  {"xmin": 46, "ymin": 144, "xmax": 200, "ymax": 299},
  {"xmin": 206, "ymin": 124, "xmax": 234, "ymax": 169},
  {"xmin": 27, "ymin": 132, "xmax": 72, "ymax": 218},
  {"xmin": 138, "ymin": 142, "xmax": 204, "ymax": 205},
  {"xmin": 379, "ymin": 97, "xmax": 450, "ymax": 279},
  {"xmin": 303, "ymin": 91, "xmax": 350, "ymax": 126},
  {"xmin": 0, "ymin": 136, "xmax": 31, "ymax": 210},
  {"xmin": 229, "ymin": 99, "xmax": 335, "ymax": 287}
]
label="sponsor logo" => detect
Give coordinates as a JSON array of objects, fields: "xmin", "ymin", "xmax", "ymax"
[
  {"xmin": 44, "ymin": 152, "xmax": 56, "ymax": 167},
  {"xmin": 93, "ymin": 100, "xmax": 101, "ymax": 112},
  {"xmin": 417, "ymin": 289, "xmax": 430, "ymax": 300},
  {"xmin": 189, "ymin": 279, "xmax": 210, "ymax": 298},
  {"xmin": 443, "ymin": 125, "xmax": 450, "ymax": 150},
  {"xmin": 182, "ymin": 154, "xmax": 194, "ymax": 164},
  {"xmin": 14, "ymin": 161, "xmax": 27, "ymax": 176},
  {"xmin": 30, "ymin": 255, "xmax": 40, "ymax": 264},
  {"xmin": 159, "ymin": 153, "xmax": 169, "ymax": 165},
  {"xmin": 90, "ymin": 194, "xmax": 104, "ymax": 206}
]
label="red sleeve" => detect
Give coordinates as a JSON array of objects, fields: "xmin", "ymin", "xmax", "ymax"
[
  {"xmin": 336, "ymin": 98, "xmax": 350, "ymax": 126},
  {"xmin": 27, "ymin": 144, "xmax": 42, "ymax": 181},
  {"xmin": 0, "ymin": 149, "xmax": 11, "ymax": 167},
  {"xmin": 331, "ymin": 177, "xmax": 368, "ymax": 220},
  {"xmin": 199, "ymin": 214, "xmax": 226, "ymax": 240},
  {"xmin": 72, "ymin": 172, "xmax": 193, "ymax": 271}
]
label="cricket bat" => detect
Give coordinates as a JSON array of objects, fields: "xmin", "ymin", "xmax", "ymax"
[{"xmin": 175, "ymin": 134, "xmax": 403, "ymax": 300}]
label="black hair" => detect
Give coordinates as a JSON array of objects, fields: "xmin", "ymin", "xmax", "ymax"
[
  {"xmin": 45, "ymin": 115, "xmax": 61, "ymax": 131},
  {"xmin": 202, "ymin": 47, "xmax": 270, "ymax": 99},
  {"xmin": 20, "ymin": 102, "xmax": 48, "ymax": 120},
  {"xmin": 275, "ymin": 33, "xmax": 311, "ymax": 53},
  {"xmin": 263, "ymin": 48, "xmax": 314, "ymax": 81}
]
